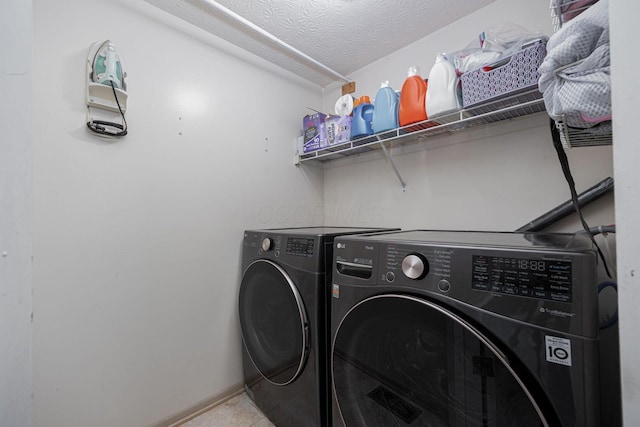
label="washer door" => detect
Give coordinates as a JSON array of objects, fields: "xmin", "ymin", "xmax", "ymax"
[
  {"xmin": 333, "ymin": 294, "xmax": 551, "ymax": 427},
  {"xmin": 239, "ymin": 259, "xmax": 309, "ymax": 386}
]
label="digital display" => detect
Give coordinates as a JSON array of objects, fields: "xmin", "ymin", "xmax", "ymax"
[
  {"xmin": 286, "ymin": 238, "xmax": 315, "ymax": 257},
  {"xmin": 472, "ymin": 255, "xmax": 572, "ymax": 302}
]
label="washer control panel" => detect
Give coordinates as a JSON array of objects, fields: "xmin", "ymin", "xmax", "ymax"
[
  {"xmin": 335, "ymin": 240, "xmax": 581, "ymax": 305},
  {"xmin": 472, "ymin": 255, "xmax": 572, "ymax": 302},
  {"xmin": 333, "ymin": 231, "xmax": 597, "ymax": 337},
  {"xmin": 384, "ymin": 244, "xmax": 452, "ymax": 283}
]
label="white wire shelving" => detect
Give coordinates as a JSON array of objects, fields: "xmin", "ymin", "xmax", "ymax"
[{"xmin": 296, "ymin": 89, "xmax": 546, "ymax": 165}]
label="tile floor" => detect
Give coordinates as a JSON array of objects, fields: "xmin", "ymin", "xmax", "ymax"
[{"xmin": 182, "ymin": 392, "xmax": 275, "ymax": 427}]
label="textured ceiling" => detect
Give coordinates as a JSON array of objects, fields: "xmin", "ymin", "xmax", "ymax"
[{"xmin": 144, "ymin": 0, "xmax": 496, "ymax": 86}]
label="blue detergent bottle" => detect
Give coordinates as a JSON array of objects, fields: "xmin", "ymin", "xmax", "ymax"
[
  {"xmin": 350, "ymin": 96, "xmax": 374, "ymax": 139},
  {"xmin": 372, "ymin": 80, "xmax": 399, "ymax": 133}
]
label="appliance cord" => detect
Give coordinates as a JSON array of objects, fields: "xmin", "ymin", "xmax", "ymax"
[
  {"xmin": 549, "ymin": 119, "xmax": 612, "ymax": 278},
  {"xmin": 86, "ymin": 80, "xmax": 128, "ymax": 137}
]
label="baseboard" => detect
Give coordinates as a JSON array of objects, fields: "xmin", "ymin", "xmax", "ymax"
[{"xmin": 150, "ymin": 382, "xmax": 245, "ymax": 427}]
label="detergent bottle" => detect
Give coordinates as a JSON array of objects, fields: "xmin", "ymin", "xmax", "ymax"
[
  {"xmin": 426, "ymin": 53, "xmax": 461, "ymax": 118},
  {"xmin": 372, "ymin": 81, "xmax": 399, "ymax": 133},
  {"xmin": 350, "ymin": 95, "xmax": 374, "ymax": 139},
  {"xmin": 399, "ymin": 66, "xmax": 428, "ymax": 127}
]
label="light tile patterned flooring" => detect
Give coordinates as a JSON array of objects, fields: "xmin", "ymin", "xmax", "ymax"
[{"xmin": 182, "ymin": 392, "xmax": 275, "ymax": 427}]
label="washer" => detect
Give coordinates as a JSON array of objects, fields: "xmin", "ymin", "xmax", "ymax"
[
  {"xmin": 330, "ymin": 230, "xmax": 600, "ymax": 427},
  {"xmin": 239, "ymin": 226, "xmax": 397, "ymax": 427}
]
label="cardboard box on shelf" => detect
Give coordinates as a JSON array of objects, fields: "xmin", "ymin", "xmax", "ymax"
[
  {"xmin": 326, "ymin": 115, "xmax": 352, "ymax": 146},
  {"xmin": 303, "ymin": 113, "xmax": 328, "ymax": 153}
]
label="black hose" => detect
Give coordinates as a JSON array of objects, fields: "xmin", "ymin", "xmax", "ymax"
[{"xmin": 516, "ymin": 177, "xmax": 614, "ymax": 232}]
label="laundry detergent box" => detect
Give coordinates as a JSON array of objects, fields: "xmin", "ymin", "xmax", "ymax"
[
  {"xmin": 325, "ymin": 115, "xmax": 352, "ymax": 146},
  {"xmin": 303, "ymin": 112, "xmax": 328, "ymax": 153}
]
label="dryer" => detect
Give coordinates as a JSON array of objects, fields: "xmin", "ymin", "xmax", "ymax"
[
  {"xmin": 330, "ymin": 230, "xmax": 600, "ymax": 427},
  {"xmin": 239, "ymin": 227, "xmax": 397, "ymax": 427}
]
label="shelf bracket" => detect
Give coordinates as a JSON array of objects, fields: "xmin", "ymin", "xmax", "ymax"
[{"xmin": 376, "ymin": 136, "xmax": 407, "ymax": 191}]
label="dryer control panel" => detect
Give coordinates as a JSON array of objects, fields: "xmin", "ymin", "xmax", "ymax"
[
  {"xmin": 243, "ymin": 231, "xmax": 323, "ymax": 272},
  {"xmin": 285, "ymin": 237, "xmax": 315, "ymax": 257}
]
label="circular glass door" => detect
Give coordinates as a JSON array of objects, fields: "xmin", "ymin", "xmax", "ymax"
[
  {"xmin": 332, "ymin": 294, "xmax": 551, "ymax": 427},
  {"xmin": 239, "ymin": 259, "xmax": 309, "ymax": 385}
]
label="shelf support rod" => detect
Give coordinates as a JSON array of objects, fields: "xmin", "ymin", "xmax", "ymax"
[{"xmin": 376, "ymin": 136, "xmax": 407, "ymax": 191}]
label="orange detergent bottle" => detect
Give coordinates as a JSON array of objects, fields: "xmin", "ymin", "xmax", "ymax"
[{"xmin": 399, "ymin": 66, "xmax": 428, "ymax": 126}]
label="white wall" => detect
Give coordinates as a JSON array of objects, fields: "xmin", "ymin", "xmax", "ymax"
[
  {"xmin": 27, "ymin": 0, "xmax": 634, "ymax": 425},
  {"xmin": 610, "ymin": 1, "xmax": 640, "ymax": 425},
  {"xmin": 0, "ymin": 1, "xmax": 33, "ymax": 426},
  {"xmin": 32, "ymin": 1, "xmax": 324, "ymax": 426},
  {"xmin": 322, "ymin": 0, "xmax": 615, "ymax": 234}
]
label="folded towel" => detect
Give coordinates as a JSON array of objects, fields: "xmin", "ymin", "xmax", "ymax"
[{"xmin": 539, "ymin": 0, "xmax": 610, "ymax": 128}]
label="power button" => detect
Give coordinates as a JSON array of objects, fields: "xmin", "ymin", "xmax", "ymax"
[
  {"xmin": 438, "ymin": 279, "xmax": 451, "ymax": 293},
  {"xmin": 386, "ymin": 271, "xmax": 395, "ymax": 283}
]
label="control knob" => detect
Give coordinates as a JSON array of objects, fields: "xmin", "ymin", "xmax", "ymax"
[
  {"xmin": 261, "ymin": 238, "xmax": 273, "ymax": 251},
  {"xmin": 402, "ymin": 254, "xmax": 428, "ymax": 279}
]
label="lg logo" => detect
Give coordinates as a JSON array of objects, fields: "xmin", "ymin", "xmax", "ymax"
[{"xmin": 337, "ymin": 243, "xmax": 346, "ymax": 249}]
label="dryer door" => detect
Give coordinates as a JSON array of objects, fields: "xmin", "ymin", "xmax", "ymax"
[
  {"xmin": 239, "ymin": 259, "xmax": 309, "ymax": 386},
  {"xmin": 332, "ymin": 294, "xmax": 554, "ymax": 427}
]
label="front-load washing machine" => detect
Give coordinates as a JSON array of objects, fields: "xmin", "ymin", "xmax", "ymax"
[
  {"xmin": 330, "ymin": 230, "xmax": 600, "ymax": 427},
  {"xmin": 239, "ymin": 227, "xmax": 397, "ymax": 427}
]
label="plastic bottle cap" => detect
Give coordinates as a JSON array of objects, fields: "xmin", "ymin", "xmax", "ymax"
[
  {"xmin": 359, "ymin": 95, "xmax": 371, "ymax": 104},
  {"xmin": 408, "ymin": 66, "xmax": 420, "ymax": 77},
  {"xmin": 380, "ymin": 80, "xmax": 390, "ymax": 88}
]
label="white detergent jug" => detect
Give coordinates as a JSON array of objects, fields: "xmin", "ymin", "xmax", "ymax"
[{"xmin": 426, "ymin": 53, "xmax": 461, "ymax": 118}]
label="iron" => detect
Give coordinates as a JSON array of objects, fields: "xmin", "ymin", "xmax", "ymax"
[{"xmin": 86, "ymin": 40, "xmax": 128, "ymax": 137}]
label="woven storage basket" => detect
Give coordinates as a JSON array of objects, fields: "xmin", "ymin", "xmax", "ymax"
[{"xmin": 461, "ymin": 41, "xmax": 547, "ymax": 108}]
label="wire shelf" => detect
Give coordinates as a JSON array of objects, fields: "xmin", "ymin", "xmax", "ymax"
[
  {"xmin": 550, "ymin": 0, "xmax": 596, "ymax": 31},
  {"xmin": 553, "ymin": 115, "xmax": 613, "ymax": 148},
  {"xmin": 297, "ymin": 89, "xmax": 546, "ymax": 164}
]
